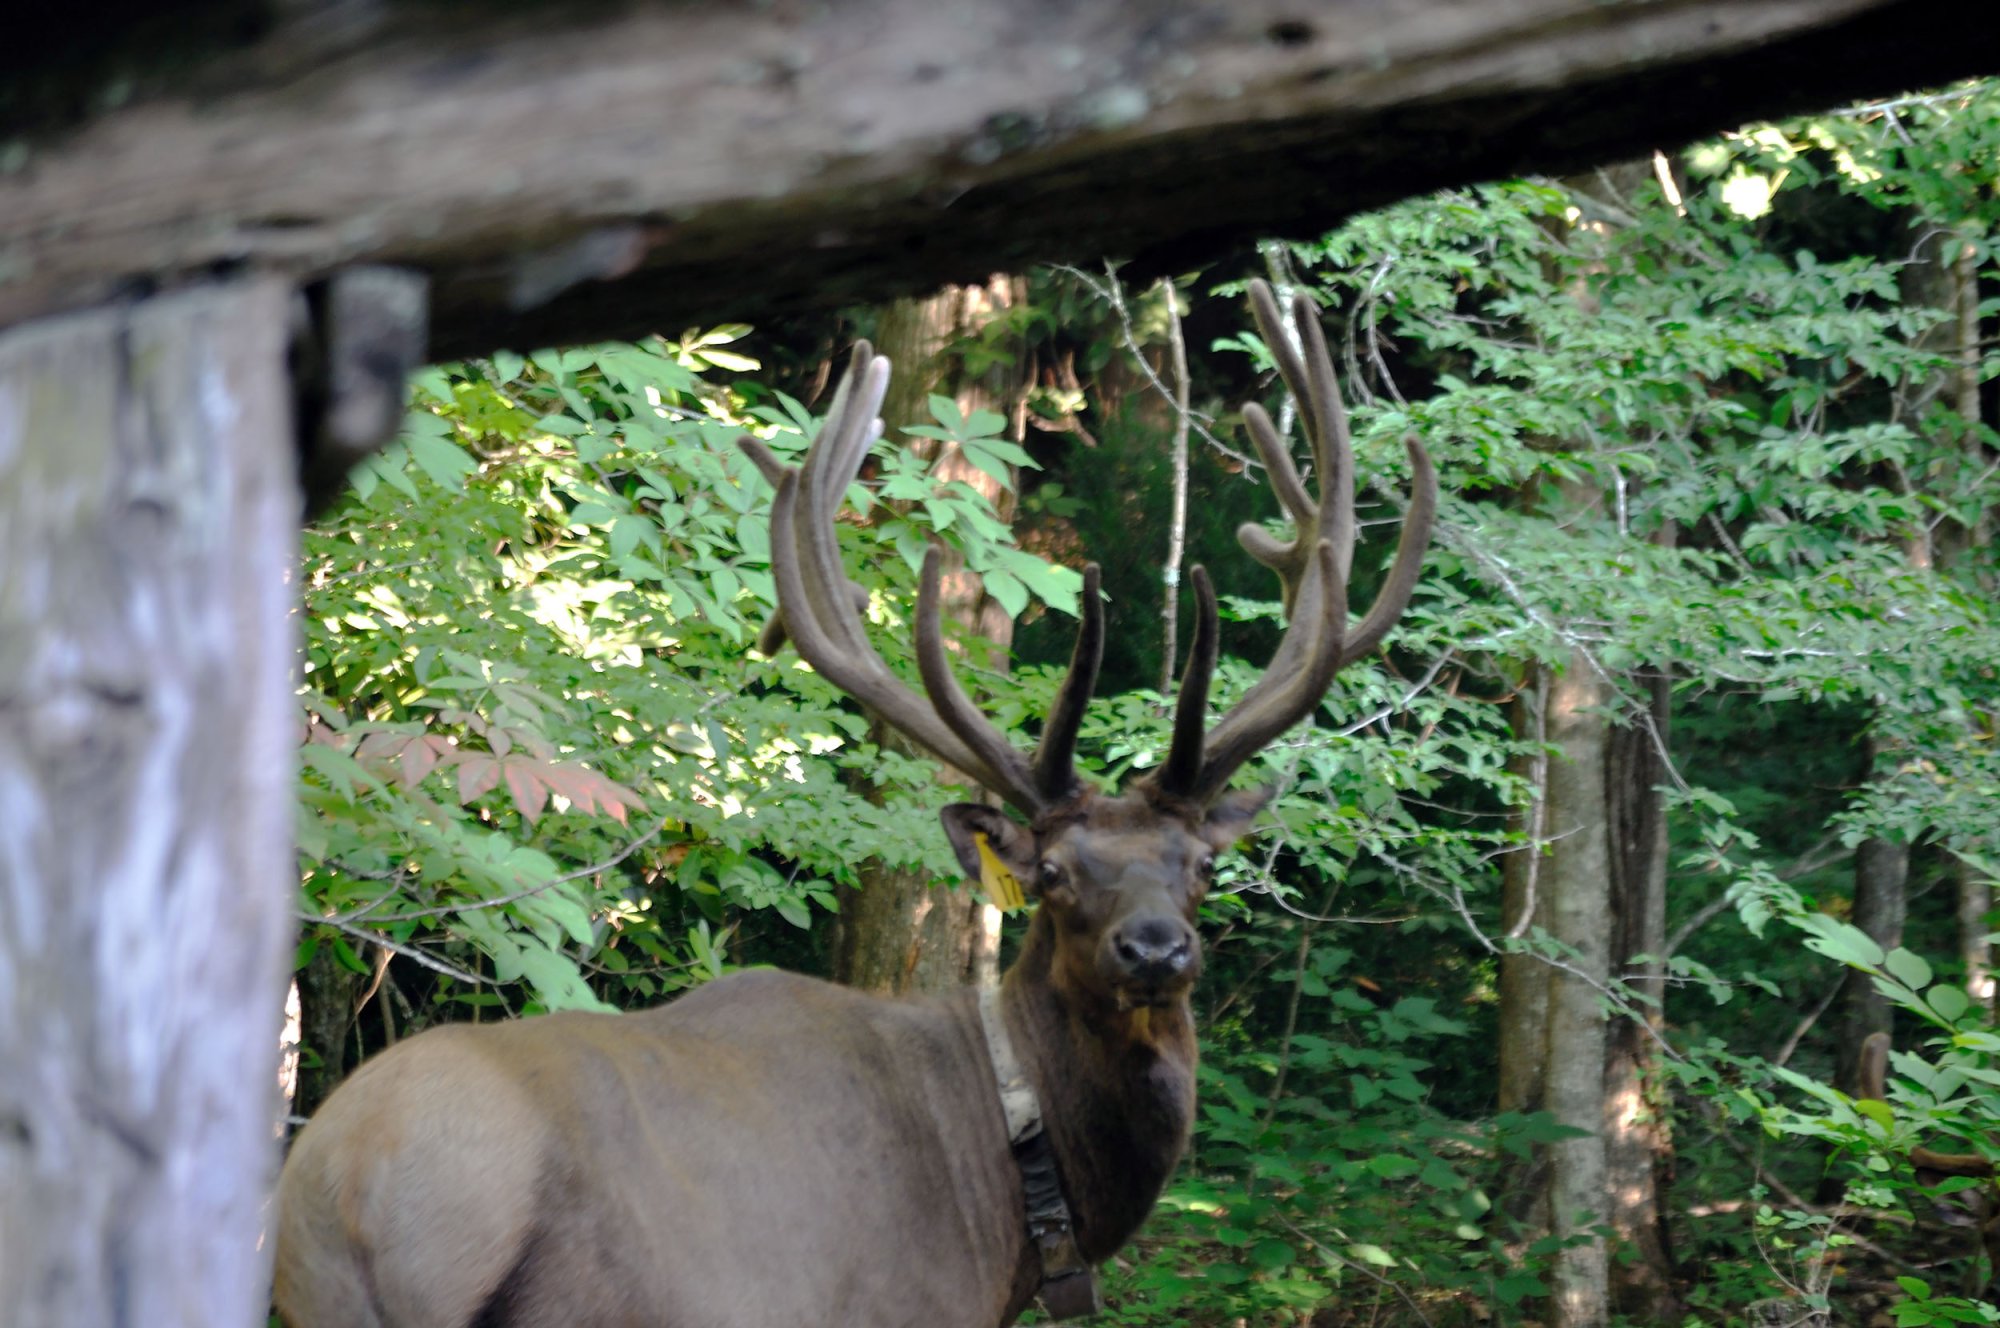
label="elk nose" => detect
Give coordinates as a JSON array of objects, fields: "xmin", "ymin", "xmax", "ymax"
[{"xmin": 1112, "ymin": 921, "xmax": 1194, "ymax": 983}]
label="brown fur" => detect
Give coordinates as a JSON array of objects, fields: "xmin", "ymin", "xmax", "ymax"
[{"xmin": 273, "ymin": 790, "xmax": 1260, "ymax": 1328}]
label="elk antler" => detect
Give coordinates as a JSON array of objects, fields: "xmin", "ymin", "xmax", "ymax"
[
  {"xmin": 1151, "ymin": 279, "xmax": 1438, "ymax": 807},
  {"xmin": 741, "ymin": 342, "xmax": 1106, "ymax": 817}
]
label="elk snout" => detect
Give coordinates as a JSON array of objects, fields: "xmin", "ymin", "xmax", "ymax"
[{"xmin": 1105, "ymin": 916, "xmax": 1199, "ymax": 999}]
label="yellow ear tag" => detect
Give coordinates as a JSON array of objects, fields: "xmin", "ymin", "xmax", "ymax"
[{"xmin": 974, "ymin": 832, "xmax": 1027, "ymax": 913}]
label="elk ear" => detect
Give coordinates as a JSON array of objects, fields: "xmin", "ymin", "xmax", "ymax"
[
  {"xmin": 1198, "ymin": 787, "xmax": 1273, "ymax": 851},
  {"xmin": 939, "ymin": 804, "xmax": 1037, "ymax": 884}
]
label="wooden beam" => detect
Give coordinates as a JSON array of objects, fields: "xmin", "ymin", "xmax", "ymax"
[
  {"xmin": 4, "ymin": 0, "xmax": 1996, "ymax": 360},
  {"xmin": 0, "ymin": 279, "xmax": 299, "ymax": 1327}
]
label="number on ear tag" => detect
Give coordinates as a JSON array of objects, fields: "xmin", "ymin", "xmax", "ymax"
[{"xmin": 974, "ymin": 832, "xmax": 1026, "ymax": 912}]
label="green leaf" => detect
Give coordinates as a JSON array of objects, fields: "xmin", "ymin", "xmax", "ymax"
[
  {"xmin": 609, "ymin": 515, "xmax": 644, "ymax": 560},
  {"xmin": 1367, "ymin": 1153, "xmax": 1424, "ymax": 1179},
  {"xmin": 519, "ymin": 887, "xmax": 595, "ymax": 948},
  {"xmin": 983, "ymin": 569, "xmax": 1028, "ymax": 620},
  {"xmin": 512, "ymin": 944, "xmax": 615, "ymax": 1012},
  {"xmin": 330, "ymin": 935, "xmax": 371, "ymax": 976},
  {"xmin": 405, "ymin": 431, "xmax": 478, "ymax": 489},
  {"xmin": 1796, "ymin": 913, "xmax": 1886, "ymax": 969},
  {"xmin": 1347, "ymin": 1242, "xmax": 1398, "ymax": 1268},
  {"xmin": 1495, "ymin": 1270, "xmax": 1545, "ymax": 1306},
  {"xmin": 926, "ymin": 394, "xmax": 966, "ymax": 434},
  {"xmin": 1855, "ymin": 1097, "xmax": 1894, "ymax": 1132},
  {"xmin": 1250, "ymin": 1239, "xmax": 1295, "ymax": 1272},
  {"xmin": 1929, "ymin": 984, "xmax": 1972, "ymax": 1024},
  {"xmin": 1883, "ymin": 947, "xmax": 1933, "ymax": 992}
]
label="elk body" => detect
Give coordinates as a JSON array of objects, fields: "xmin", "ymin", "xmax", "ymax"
[{"xmin": 272, "ymin": 282, "xmax": 1436, "ymax": 1328}]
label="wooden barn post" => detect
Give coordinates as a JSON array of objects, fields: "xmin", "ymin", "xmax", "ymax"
[{"xmin": 0, "ymin": 275, "xmax": 376, "ymax": 1326}]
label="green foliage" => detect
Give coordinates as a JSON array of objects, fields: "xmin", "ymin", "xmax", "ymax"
[
  {"xmin": 1146, "ymin": 77, "xmax": 2000, "ymax": 1325},
  {"xmin": 1095, "ymin": 995, "xmax": 1541, "ymax": 1327},
  {"xmin": 300, "ymin": 333, "xmax": 1078, "ymax": 1018},
  {"xmin": 1726, "ymin": 906, "xmax": 2000, "ymax": 1321}
]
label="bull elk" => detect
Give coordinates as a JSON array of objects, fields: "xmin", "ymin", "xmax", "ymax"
[{"xmin": 272, "ymin": 281, "xmax": 1437, "ymax": 1328}]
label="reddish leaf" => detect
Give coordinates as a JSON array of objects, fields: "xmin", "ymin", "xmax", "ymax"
[
  {"xmin": 502, "ymin": 758, "xmax": 549, "ymax": 823},
  {"xmin": 456, "ymin": 754, "xmax": 500, "ymax": 804},
  {"xmin": 353, "ymin": 731, "xmax": 409, "ymax": 764},
  {"xmin": 303, "ymin": 719, "xmax": 345, "ymax": 747},
  {"xmin": 400, "ymin": 735, "xmax": 455, "ymax": 787},
  {"xmin": 538, "ymin": 762, "xmax": 641, "ymax": 825}
]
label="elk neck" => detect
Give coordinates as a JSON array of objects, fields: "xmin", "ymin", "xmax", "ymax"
[{"xmin": 994, "ymin": 905, "xmax": 1199, "ymax": 1261}]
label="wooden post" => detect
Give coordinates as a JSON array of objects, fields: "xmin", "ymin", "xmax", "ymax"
[{"xmin": 0, "ymin": 279, "xmax": 300, "ymax": 1327}]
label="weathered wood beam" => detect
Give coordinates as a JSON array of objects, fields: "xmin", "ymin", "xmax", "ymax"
[
  {"xmin": 5, "ymin": 0, "xmax": 1997, "ymax": 361},
  {"xmin": 0, "ymin": 279, "xmax": 299, "ymax": 1327}
]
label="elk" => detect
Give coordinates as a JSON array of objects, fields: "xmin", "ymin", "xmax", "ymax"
[{"xmin": 272, "ymin": 280, "xmax": 1437, "ymax": 1328}]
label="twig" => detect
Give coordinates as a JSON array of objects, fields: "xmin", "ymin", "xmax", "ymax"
[
  {"xmin": 1158, "ymin": 275, "xmax": 1192, "ymax": 694},
  {"xmin": 306, "ymin": 915, "xmax": 489, "ymax": 986},
  {"xmin": 1271, "ymin": 1211, "xmax": 1440, "ymax": 1328},
  {"xmin": 339, "ymin": 812, "xmax": 674, "ymax": 925},
  {"xmin": 1771, "ymin": 974, "xmax": 1847, "ymax": 1070},
  {"xmin": 1051, "ymin": 262, "xmax": 1254, "ymax": 471}
]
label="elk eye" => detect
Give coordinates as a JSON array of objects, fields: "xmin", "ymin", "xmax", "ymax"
[
  {"xmin": 1198, "ymin": 854, "xmax": 1217, "ymax": 878},
  {"xmin": 1038, "ymin": 861, "xmax": 1065, "ymax": 890}
]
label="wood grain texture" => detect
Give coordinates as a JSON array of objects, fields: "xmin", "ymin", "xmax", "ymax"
[
  {"xmin": 4, "ymin": 0, "xmax": 1996, "ymax": 359},
  {"xmin": 0, "ymin": 278, "xmax": 299, "ymax": 1327}
]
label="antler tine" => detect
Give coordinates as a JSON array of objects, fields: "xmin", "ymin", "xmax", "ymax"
[
  {"xmin": 1337, "ymin": 436, "xmax": 1437, "ymax": 667},
  {"xmin": 1217, "ymin": 282, "xmax": 1354, "ymax": 721},
  {"xmin": 1153, "ymin": 567, "xmax": 1219, "ymax": 799},
  {"xmin": 761, "ymin": 468, "xmax": 1025, "ymax": 802},
  {"xmin": 1186, "ymin": 281, "xmax": 1353, "ymax": 777},
  {"xmin": 913, "ymin": 549, "xmax": 1045, "ymax": 814},
  {"xmin": 1181, "ymin": 279, "xmax": 1436, "ymax": 803},
  {"xmin": 747, "ymin": 344, "xmax": 879, "ymax": 655},
  {"xmin": 794, "ymin": 347, "xmax": 890, "ymax": 662},
  {"xmin": 1247, "ymin": 286, "xmax": 1437, "ymax": 669},
  {"xmin": 745, "ymin": 348, "xmax": 1039, "ymax": 804},
  {"xmin": 1241, "ymin": 280, "xmax": 1356, "ymax": 595},
  {"xmin": 1193, "ymin": 542, "xmax": 1345, "ymax": 803},
  {"xmin": 1187, "ymin": 543, "xmax": 1347, "ymax": 805},
  {"xmin": 1030, "ymin": 562, "xmax": 1105, "ymax": 802},
  {"xmin": 801, "ymin": 343, "xmax": 884, "ymax": 527}
]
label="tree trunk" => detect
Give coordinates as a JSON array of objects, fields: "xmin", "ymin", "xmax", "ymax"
[
  {"xmin": 1833, "ymin": 809, "xmax": 1910, "ymax": 1097},
  {"xmin": 1496, "ymin": 648, "xmax": 1617, "ymax": 1328},
  {"xmin": 830, "ymin": 277, "xmax": 1028, "ymax": 995},
  {"xmin": 1497, "ymin": 679, "xmax": 1554, "ymax": 1226},
  {"xmin": 291, "ymin": 943, "xmax": 368, "ymax": 1121},
  {"xmin": 0, "ymin": 280, "xmax": 300, "ymax": 1327},
  {"xmin": 1496, "ymin": 193, "xmax": 1640, "ymax": 1323},
  {"xmin": 1504, "ymin": 684, "xmax": 1544, "ymax": 1112},
  {"xmin": 1944, "ymin": 234, "xmax": 1995, "ymax": 1013},
  {"xmin": 1541, "ymin": 646, "xmax": 1615, "ymax": 1328},
  {"xmin": 1604, "ymin": 669, "xmax": 1681, "ymax": 1321}
]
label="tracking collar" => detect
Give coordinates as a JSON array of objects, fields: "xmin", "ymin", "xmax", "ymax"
[{"xmin": 976, "ymin": 986, "xmax": 1102, "ymax": 1320}]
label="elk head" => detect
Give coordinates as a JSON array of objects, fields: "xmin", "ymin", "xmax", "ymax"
[{"xmin": 740, "ymin": 279, "xmax": 1436, "ymax": 1019}]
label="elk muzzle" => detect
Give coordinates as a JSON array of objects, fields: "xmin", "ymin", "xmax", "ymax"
[{"xmin": 1098, "ymin": 882, "xmax": 1200, "ymax": 1008}]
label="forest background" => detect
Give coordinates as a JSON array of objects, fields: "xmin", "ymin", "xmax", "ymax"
[{"xmin": 287, "ymin": 76, "xmax": 2000, "ymax": 1328}]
